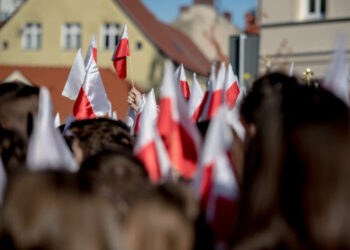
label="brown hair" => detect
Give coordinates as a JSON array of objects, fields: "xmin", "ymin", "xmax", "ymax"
[
  {"xmin": 69, "ymin": 118, "xmax": 134, "ymax": 162},
  {"xmin": 0, "ymin": 171, "xmax": 122, "ymax": 250}
]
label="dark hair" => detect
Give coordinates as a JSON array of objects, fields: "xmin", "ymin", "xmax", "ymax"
[
  {"xmin": 0, "ymin": 127, "xmax": 26, "ymax": 177},
  {"xmin": 79, "ymin": 149, "xmax": 150, "ymax": 222},
  {"xmin": 234, "ymin": 74, "xmax": 350, "ymax": 249},
  {"xmin": 0, "ymin": 82, "xmax": 39, "ymax": 140},
  {"xmin": 0, "ymin": 170, "xmax": 121, "ymax": 250},
  {"xmin": 123, "ymin": 183, "xmax": 199, "ymax": 250},
  {"xmin": 69, "ymin": 118, "xmax": 134, "ymax": 162}
]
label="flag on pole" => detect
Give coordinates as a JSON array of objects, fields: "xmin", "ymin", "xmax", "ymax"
[
  {"xmin": 175, "ymin": 64, "xmax": 190, "ymax": 99},
  {"xmin": 157, "ymin": 60, "xmax": 201, "ymax": 179},
  {"xmin": 85, "ymin": 33, "xmax": 97, "ymax": 65},
  {"xmin": 188, "ymin": 73, "xmax": 204, "ymax": 121},
  {"xmin": 73, "ymin": 35, "xmax": 111, "ymax": 119},
  {"xmin": 193, "ymin": 108, "xmax": 239, "ymax": 245},
  {"xmin": 62, "ymin": 48, "xmax": 86, "ymax": 100},
  {"xmin": 223, "ymin": 63, "xmax": 240, "ymax": 109},
  {"xmin": 207, "ymin": 62, "xmax": 226, "ymax": 119},
  {"xmin": 112, "ymin": 23, "xmax": 130, "ymax": 80},
  {"xmin": 27, "ymin": 87, "xmax": 78, "ymax": 172},
  {"xmin": 323, "ymin": 36, "xmax": 350, "ymax": 106},
  {"xmin": 134, "ymin": 89, "xmax": 171, "ymax": 183},
  {"xmin": 197, "ymin": 63, "xmax": 216, "ymax": 122}
]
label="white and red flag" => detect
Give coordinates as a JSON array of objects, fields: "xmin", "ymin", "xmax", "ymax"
[
  {"xmin": 206, "ymin": 62, "xmax": 226, "ymax": 119},
  {"xmin": 175, "ymin": 64, "xmax": 190, "ymax": 100},
  {"xmin": 188, "ymin": 73, "xmax": 204, "ymax": 122},
  {"xmin": 112, "ymin": 23, "xmax": 130, "ymax": 80},
  {"xmin": 134, "ymin": 89, "xmax": 171, "ymax": 183},
  {"xmin": 73, "ymin": 35, "xmax": 111, "ymax": 119},
  {"xmin": 223, "ymin": 63, "xmax": 240, "ymax": 109},
  {"xmin": 194, "ymin": 108, "xmax": 239, "ymax": 246},
  {"xmin": 62, "ymin": 48, "xmax": 85, "ymax": 100},
  {"xmin": 157, "ymin": 60, "xmax": 201, "ymax": 179},
  {"xmin": 197, "ymin": 63, "xmax": 216, "ymax": 122}
]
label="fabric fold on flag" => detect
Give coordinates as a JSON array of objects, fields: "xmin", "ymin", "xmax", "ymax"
[
  {"xmin": 134, "ymin": 89, "xmax": 171, "ymax": 183},
  {"xmin": 198, "ymin": 63, "xmax": 216, "ymax": 122},
  {"xmin": 175, "ymin": 64, "xmax": 190, "ymax": 99},
  {"xmin": 133, "ymin": 94, "xmax": 146, "ymax": 134},
  {"xmin": 188, "ymin": 73, "xmax": 204, "ymax": 121},
  {"xmin": 54, "ymin": 112, "xmax": 61, "ymax": 128},
  {"xmin": 112, "ymin": 23, "xmax": 130, "ymax": 80},
  {"xmin": 27, "ymin": 87, "xmax": 78, "ymax": 172},
  {"xmin": 223, "ymin": 63, "xmax": 240, "ymax": 109},
  {"xmin": 62, "ymin": 48, "xmax": 86, "ymax": 100},
  {"xmin": 157, "ymin": 60, "xmax": 201, "ymax": 179},
  {"xmin": 73, "ymin": 35, "xmax": 111, "ymax": 119},
  {"xmin": 207, "ymin": 62, "xmax": 226, "ymax": 119},
  {"xmin": 193, "ymin": 108, "xmax": 239, "ymax": 246}
]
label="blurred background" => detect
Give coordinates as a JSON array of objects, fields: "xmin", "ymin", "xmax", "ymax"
[{"xmin": 0, "ymin": 0, "xmax": 349, "ymax": 119}]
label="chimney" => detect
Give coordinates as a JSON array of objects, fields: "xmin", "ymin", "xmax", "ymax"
[
  {"xmin": 223, "ymin": 11, "xmax": 232, "ymax": 22},
  {"xmin": 180, "ymin": 5, "xmax": 189, "ymax": 13},
  {"xmin": 194, "ymin": 0, "xmax": 214, "ymax": 5}
]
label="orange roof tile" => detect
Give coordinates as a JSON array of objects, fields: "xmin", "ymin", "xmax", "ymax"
[{"xmin": 0, "ymin": 65, "xmax": 132, "ymax": 122}]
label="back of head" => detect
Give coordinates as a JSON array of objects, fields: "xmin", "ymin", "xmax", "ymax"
[
  {"xmin": 0, "ymin": 171, "xmax": 121, "ymax": 250},
  {"xmin": 79, "ymin": 149, "xmax": 150, "ymax": 221},
  {"xmin": 69, "ymin": 118, "xmax": 134, "ymax": 163},
  {"xmin": 0, "ymin": 82, "xmax": 39, "ymax": 140},
  {"xmin": 123, "ymin": 183, "xmax": 198, "ymax": 250},
  {"xmin": 234, "ymin": 77, "xmax": 350, "ymax": 249}
]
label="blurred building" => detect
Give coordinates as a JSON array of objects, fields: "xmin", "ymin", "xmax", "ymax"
[
  {"xmin": 172, "ymin": 0, "xmax": 241, "ymax": 63},
  {"xmin": 0, "ymin": 0, "xmax": 210, "ymax": 91},
  {"xmin": 259, "ymin": 0, "xmax": 350, "ymax": 79},
  {"xmin": 0, "ymin": 0, "xmax": 23, "ymax": 22}
]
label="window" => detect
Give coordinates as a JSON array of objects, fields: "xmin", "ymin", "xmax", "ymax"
[
  {"xmin": 22, "ymin": 23, "xmax": 41, "ymax": 50},
  {"xmin": 135, "ymin": 41, "xmax": 142, "ymax": 50},
  {"xmin": 101, "ymin": 23, "xmax": 120, "ymax": 50},
  {"xmin": 62, "ymin": 23, "xmax": 81, "ymax": 50},
  {"xmin": 306, "ymin": 0, "xmax": 326, "ymax": 19}
]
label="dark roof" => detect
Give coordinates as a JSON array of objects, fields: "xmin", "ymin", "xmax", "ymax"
[
  {"xmin": 116, "ymin": 0, "xmax": 211, "ymax": 76},
  {"xmin": 0, "ymin": 65, "xmax": 131, "ymax": 121}
]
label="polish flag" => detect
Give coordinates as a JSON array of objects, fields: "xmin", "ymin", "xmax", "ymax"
[
  {"xmin": 112, "ymin": 23, "xmax": 130, "ymax": 80},
  {"xmin": 194, "ymin": 108, "xmax": 239, "ymax": 245},
  {"xmin": 197, "ymin": 63, "xmax": 216, "ymax": 122},
  {"xmin": 175, "ymin": 64, "xmax": 190, "ymax": 100},
  {"xmin": 188, "ymin": 73, "xmax": 204, "ymax": 122},
  {"xmin": 207, "ymin": 62, "xmax": 226, "ymax": 119},
  {"xmin": 223, "ymin": 63, "xmax": 240, "ymax": 109},
  {"xmin": 73, "ymin": 35, "xmax": 111, "ymax": 119},
  {"xmin": 85, "ymin": 33, "xmax": 97, "ymax": 65},
  {"xmin": 133, "ymin": 94, "xmax": 146, "ymax": 134},
  {"xmin": 62, "ymin": 48, "xmax": 86, "ymax": 100},
  {"xmin": 157, "ymin": 60, "xmax": 201, "ymax": 179},
  {"xmin": 134, "ymin": 89, "xmax": 171, "ymax": 183}
]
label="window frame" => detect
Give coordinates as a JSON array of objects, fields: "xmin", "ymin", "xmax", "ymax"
[
  {"xmin": 61, "ymin": 23, "xmax": 81, "ymax": 50},
  {"xmin": 22, "ymin": 23, "xmax": 41, "ymax": 50},
  {"xmin": 101, "ymin": 23, "xmax": 120, "ymax": 50}
]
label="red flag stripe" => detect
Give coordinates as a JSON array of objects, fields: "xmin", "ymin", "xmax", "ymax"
[
  {"xmin": 180, "ymin": 80, "xmax": 190, "ymax": 100},
  {"xmin": 136, "ymin": 140, "xmax": 161, "ymax": 183},
  {"xmin": 225, "ymin": 82, "xmax": 240, "ymax": 109},
  {"xmin": 73, "ymin": 88, "xmax": 97, "ymax": 119}
]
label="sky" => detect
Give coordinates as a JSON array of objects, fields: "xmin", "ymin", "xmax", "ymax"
[{"xmin": 141, "ymin": 0, "xmax": 257, "ymax": 30}]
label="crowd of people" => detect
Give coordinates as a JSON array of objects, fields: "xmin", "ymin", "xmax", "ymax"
[{"xmin": 0, "ymin": 67, "xmax": 349, "ymax": 250}]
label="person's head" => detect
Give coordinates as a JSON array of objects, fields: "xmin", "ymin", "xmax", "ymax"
[
  {"xmin": 0, "ymin": 127, "xmax": 26, "ymax": 177},
  {"xmin": 234, "ymin": 79, "xmax": 350, "ymax": 249},
  {"xmin": 0, "ymin": 170, "xmax": 121, "ymax": 250},
  {"xmin": 0, "ymin": 82, "xmax": 39, "ymax": 140},
  {"xmin": 79, "ymin": 149, "xmax": 150, "ymax": 222},
  {"xmin": 123, "ymin": 183, "xmax": 198, "ymax": 250},
  {"xmin": 68, "ymin": 118, "xmax": 134, "ymax": 164}
]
